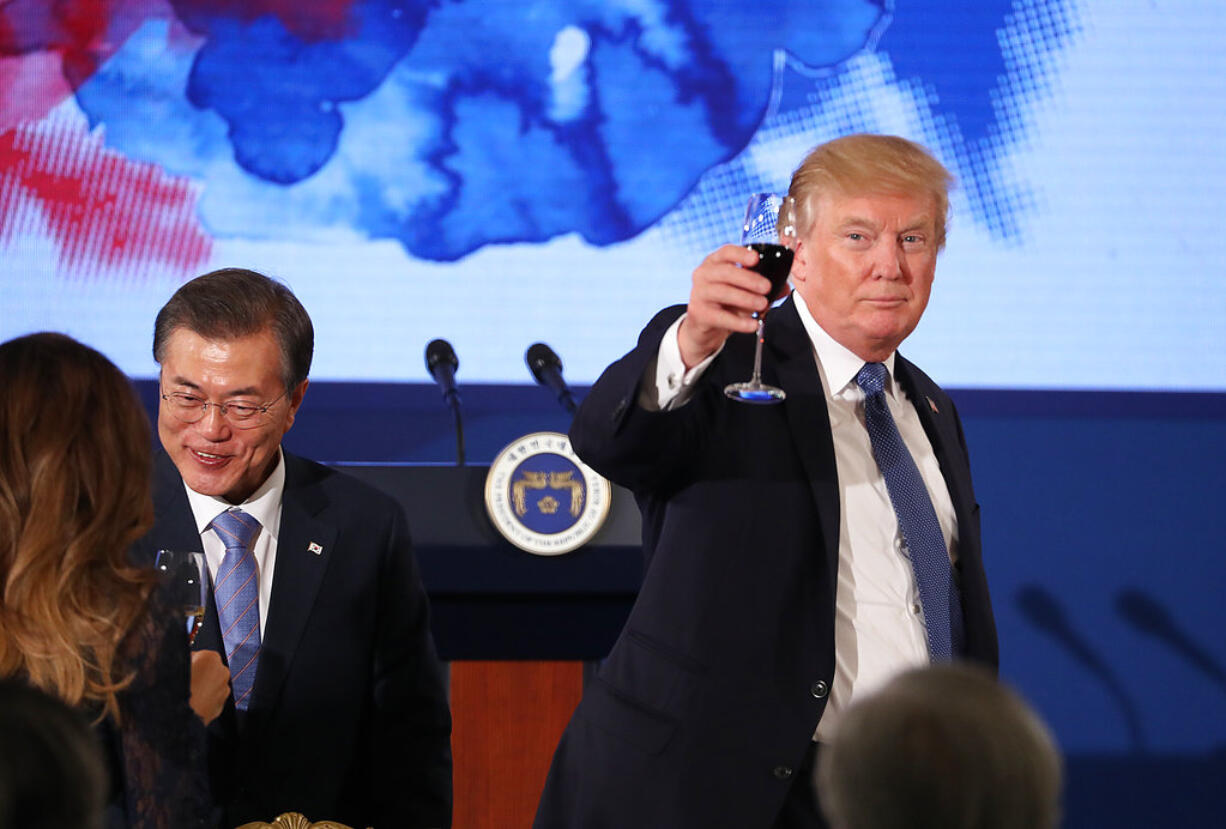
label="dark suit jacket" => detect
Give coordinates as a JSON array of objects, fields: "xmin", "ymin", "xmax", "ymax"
[
  {"xmin": 138, "ymin": 450, "xmax": 452, "ymax": 829},
  {"xmin": 534, "ymin": 299, "xmax": 997, "ymax": 829}
]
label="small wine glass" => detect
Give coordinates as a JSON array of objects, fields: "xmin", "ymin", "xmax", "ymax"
[
  {"xmin": 724, "ymin": 193, "xmax": 797, "ymax": 404},
  {"xmin": 155, "ymin": 550, "xmax": 207, "ymax": 645}
]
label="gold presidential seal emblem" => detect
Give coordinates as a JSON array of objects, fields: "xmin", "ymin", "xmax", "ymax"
[{"xmin": 484, "ymin": 431, "xmax": 611, "ymax": 555}]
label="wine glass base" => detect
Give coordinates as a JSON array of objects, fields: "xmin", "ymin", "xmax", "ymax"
[{"xmin": 724, "ymin": 382, "xmax": 786, "ymax": 404}]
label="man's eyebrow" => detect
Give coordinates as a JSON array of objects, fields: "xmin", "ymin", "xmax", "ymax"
[
  {"xmin": 165, "ymin": 376, "xmax": 261, "ymax": 397},
  {"xmin": 899, "ymin": 217, "xmax": 934, "ymax": 233},
  {"xmin": 165, "ymin": 375, "xmax": 201, "ymax": 391},
  {"xmin": 836, "ymin": 215, "xmax": 880, "ymax": 229},
  {"xmin": 834, "ymin": 215, "xmax": 934, "ymax": 232}
]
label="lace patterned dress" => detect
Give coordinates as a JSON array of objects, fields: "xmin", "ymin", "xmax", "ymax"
[{"xmin": 93, "ymin": 585, "xmax": 212, "ymax": 828}]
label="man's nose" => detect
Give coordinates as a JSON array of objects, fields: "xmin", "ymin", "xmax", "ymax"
[
  {"xmin": 196, "ymin": 404, "xmax": 231, "ymax": 438},
  {"xmin": 873, "ymin": 241, "xmax": 906, "ymax": 280}
]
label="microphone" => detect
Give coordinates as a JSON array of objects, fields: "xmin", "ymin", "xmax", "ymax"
[
  {"xmin": 426, "ymin": 339, "xmax": 460, "ymax": 406},
  {"xmin": 526, "ymin": 342, "xmax": 577, "ymax": 415},
  {"xmin": 424, "ymin": 339, "xmax": 464, "ymax": 465}
]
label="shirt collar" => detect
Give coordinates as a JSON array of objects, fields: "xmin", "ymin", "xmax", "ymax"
[
  {"xmin": 183, "ymin": 448, "xmax": 286, "ymax": 539},
  {"xmin": 792, "ymin": 291, "xmax": 898, "ymax": 399}
]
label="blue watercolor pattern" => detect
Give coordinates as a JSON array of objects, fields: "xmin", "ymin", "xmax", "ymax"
[{"xmin": 71, "ymin": 0, "xmax": 1077, "ymax": 260}]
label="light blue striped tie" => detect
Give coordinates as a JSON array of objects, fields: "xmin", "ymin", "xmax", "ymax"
[
  {"xmin": 211, "ymin": 508, "xmax": 262, "ymax": 710},
  {"xmin": 856, "ymin": 362, "xmax": 963, "ymax": 660}
]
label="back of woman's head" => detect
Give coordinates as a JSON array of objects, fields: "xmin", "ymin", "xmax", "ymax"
[
  {"xmin": 0, "ymin": 679, "xmax": 107, "ymax": 829},
  {"xmin": 0, "ymin": 333, "xmax": 155, "ymax": 719}
]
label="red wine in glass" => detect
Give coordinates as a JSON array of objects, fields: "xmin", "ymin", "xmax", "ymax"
[
  {"xmin": 747, "ymin": 243, "xmax": 795, "ymax": 301},
  {"xmin": 725, "ymin": 195, "xmax": 798, "ymax": 403}
]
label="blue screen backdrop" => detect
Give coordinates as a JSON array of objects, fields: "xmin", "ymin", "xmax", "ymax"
[{"xmin": 3, "ymin": 1, "xmax": 1224, "ymax": 824}]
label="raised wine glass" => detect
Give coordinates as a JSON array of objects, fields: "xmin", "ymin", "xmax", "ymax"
[
  {"xmin": 724, "ymin": 193, "xmax": 797, "ymax": 404},
  {"xmin": 155, "ymin": 550, "xmax": 207, "ymax": 645}
]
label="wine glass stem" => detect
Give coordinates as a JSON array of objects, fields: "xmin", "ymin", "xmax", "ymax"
[{"xmin": 750, "ymin": 313, "xmax": 766, "ymax": 384}]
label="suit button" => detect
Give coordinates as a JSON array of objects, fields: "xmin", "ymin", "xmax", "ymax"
[
  {"xmin": 811, "ymin": 680, "xmax": 829, "ymax": 699},
  {"xmin": 773, "ymin": 765, "xmax": 794, "ymax": 780}
]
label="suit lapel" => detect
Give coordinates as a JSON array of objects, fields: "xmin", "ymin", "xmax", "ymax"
[
  {"xmin": 147, "ymin": 452, "xmax": 206, "ymax": 559},
  {"xmin": 767, "ymin": 299, "xmax": 842, "ymax": 576},
  {"xmin": 148, "ymin": 452, "xmax": 226, "ymax": 654},
  {"xmin": 894, "ymin": 356, "xmax": 973, "ymax": 524},
  {"xmin": 248, "ymin": 454, "xmax": 336, "ymax": 714}
]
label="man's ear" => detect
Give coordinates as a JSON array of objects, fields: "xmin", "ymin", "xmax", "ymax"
[
  {"xmin": 283, "ymin": 379, "xmax": 309, "ymax": 433},
  {"xmin": 789, "ymin": 238, "xmax": 810, "ymax": 288}
]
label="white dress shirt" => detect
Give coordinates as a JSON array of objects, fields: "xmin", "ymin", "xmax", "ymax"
[
  {"xmin": 645, "ymin": 294, "xmax": 959, "ymax": 739},
  {"xmin": 182, "ymin": 450, "xmax": 286, "ymax": 638}
]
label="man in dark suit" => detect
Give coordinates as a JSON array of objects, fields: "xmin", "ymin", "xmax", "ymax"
[
  {"xmin": 138, "ymin": 268, "xmax": 452, "ymax": 828},
  {"xmin": 534, "ymin": 134, "xmax": 997, "ymax": 828}
]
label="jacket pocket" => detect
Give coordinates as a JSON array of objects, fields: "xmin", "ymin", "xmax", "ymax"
[{"xmin": 577, "ymin": 676, "xmax": 677, "ymax": 755}]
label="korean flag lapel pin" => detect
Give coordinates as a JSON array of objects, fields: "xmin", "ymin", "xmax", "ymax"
[{"xmin": 308, "ymin": 542, "xmax": 323, "ymax": 556}]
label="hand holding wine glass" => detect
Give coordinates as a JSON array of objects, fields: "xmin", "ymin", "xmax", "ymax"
[
  {"xmin": 724, "ymin": 192, "xmax": 797, "ymax": 403},
  {"xmin": 154, "ymin": 550, "xmax": 207, "ymax": 645},
  {"xmin": 189, "ymin": 650, "xmax": 230, "ymax": 725}
]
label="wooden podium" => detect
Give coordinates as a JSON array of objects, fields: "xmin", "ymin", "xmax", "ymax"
[{"xmin": 337, "ymin": 464, "xmax": 641, "ymax": 828}]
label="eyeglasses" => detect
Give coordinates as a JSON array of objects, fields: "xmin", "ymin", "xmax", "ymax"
[{"xmin": 160, "ymin": 389, "xmax": 288, "ymax": 429}]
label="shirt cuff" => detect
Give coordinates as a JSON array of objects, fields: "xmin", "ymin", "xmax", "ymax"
[{"xmin": 637, "ymin": 313, "xmax": 722, "ymax": 412}]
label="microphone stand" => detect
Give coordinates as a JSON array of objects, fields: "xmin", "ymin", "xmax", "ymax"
[
  {"xmin": 425, "ymin": 339, "xmax": 466, "ymax": 466},
  {"xmin": 449, "ymin": 395, "xmax": 466, "ymax": 466}
]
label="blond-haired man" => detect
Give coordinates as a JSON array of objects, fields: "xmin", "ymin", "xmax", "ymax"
[{"xmin": 536, "ymin": 135, "xmax": 996, "ymax": 829}]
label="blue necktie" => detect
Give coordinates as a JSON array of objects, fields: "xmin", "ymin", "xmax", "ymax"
[
  {"xmin": 211, "ymin": 508, "xmax": 262, "ymax": 709},
  {"xmin": 855, "ymin": 362, "xmax": 963, "ymax": 660}
]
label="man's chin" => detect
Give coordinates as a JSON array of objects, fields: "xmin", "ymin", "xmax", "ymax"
[
  {"xmin": 175, "ymin": 460, "xmax": 236, "ymax": 500},
  {"xmin": 184, "ymin": 475, "xmax": 233, "ymax": 500}
]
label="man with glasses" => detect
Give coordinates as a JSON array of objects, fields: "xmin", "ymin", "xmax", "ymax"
[{"xmin": 138, "ymin": 268, "xmax": 452, "ymax": 829}]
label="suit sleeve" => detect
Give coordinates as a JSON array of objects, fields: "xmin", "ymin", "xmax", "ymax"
[
  {"xmin": 370, "ymin": 501, "xmax": 453, "ymax": 827},
  {"xmin": 570, "ymin": 305, "xmax": 720, "ymax": 495}
]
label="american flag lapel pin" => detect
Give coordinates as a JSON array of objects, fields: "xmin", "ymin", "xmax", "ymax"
[
  {"xmin": 927, "ymin": 397, "xmax": 939, "ymax": 414},
  {"xmin": 308, "ymin": 542, "xmax": 323, "ymax": 555}
]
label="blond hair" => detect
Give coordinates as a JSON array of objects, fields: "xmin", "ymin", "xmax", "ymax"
[
  {"xmin": 786, "ymin": 133, "xmax": 954, "ymax": 248},
  {"xmin": 0, "ymin": 333, "xmax": 156, "ymax": 722}
]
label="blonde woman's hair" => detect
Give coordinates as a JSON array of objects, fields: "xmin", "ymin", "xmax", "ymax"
[{"xmin": 0, "ymin": 332, "xmax": 156, "ymax": 722}]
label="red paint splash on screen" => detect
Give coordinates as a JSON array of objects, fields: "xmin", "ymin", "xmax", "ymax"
[
  {"xmin": 0, "ymin": 0, "xmax": 163, "ymax": 128},
  {"xmin": 53, "ymin": 0, "xmax": 111, "ymax": 87},
  {"xmin": 0, "ymin": 51, "xmax": 75, "ymax": 131},
  {"xmin": 0, "ymin": 115, "xmax": 212, "ymax": 278}
]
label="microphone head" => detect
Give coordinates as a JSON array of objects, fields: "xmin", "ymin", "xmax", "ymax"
[
  {"xmin": 526, "ymin": 342, "xmax": 562, "ymax": 384},
  {"xmin": 425, "ymin": 338, "xmax": 458, "ymax": 374}
]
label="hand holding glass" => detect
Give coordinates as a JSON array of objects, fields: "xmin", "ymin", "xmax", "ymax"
[
  {"xmin": 724, "ymin": 193, "xmax": 797, "ymax": 404},
  {"xmin": 155, "ymin": 550, "xmax": 207, "ymax": 645}
]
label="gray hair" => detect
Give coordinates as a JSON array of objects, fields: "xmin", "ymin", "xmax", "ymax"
[
  {"xmin": 153, "ymin": 267, "xmax": 313, "ymax": 392},
  {"xmin": 817, "ymin": 664, "xmax": 1062, "ymax": 829}
]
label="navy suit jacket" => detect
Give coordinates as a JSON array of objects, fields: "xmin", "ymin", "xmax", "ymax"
[
  {"xmin": 138, "ymin": 450, "xmax": 452, "ymax": 829},
  {"xmin": 535, "ymin": 299, "xmax": 997, "ymax": 829}
]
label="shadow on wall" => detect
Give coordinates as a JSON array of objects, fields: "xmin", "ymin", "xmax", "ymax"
[{"xmin": 1015, "ymin": 585, "xmax": 1226, "ymax": 828}]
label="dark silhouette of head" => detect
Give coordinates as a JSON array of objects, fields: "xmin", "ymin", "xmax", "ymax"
[
  {"xmin": 0, "ymin": 679, "xmax": 107, "ymax": 829},
  {"xmin": 818, "ymin": 664, "xmax": 1062, "ymax": 829}
]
